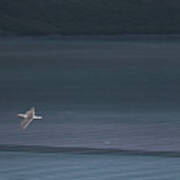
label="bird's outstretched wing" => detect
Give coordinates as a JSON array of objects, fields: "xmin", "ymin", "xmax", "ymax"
[
  {"xmin": 21, "ymin": 108, "xmax": 35, "ymax": 129},
  {"xmin": 25, "ymin": 107, "xmax": 34, "ymax": 119},
  {"xmin": 21, "ymin": 117, "xmax": 34, "ymax": 130}
]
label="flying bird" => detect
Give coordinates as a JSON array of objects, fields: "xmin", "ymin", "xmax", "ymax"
[{"xmin": 17, "ymin": 107, "xmax": 42, "ymax": 129}]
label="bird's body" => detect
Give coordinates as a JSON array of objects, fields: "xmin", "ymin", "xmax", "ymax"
[{"xmin": 17, "ymin": 107, "xmax": 42, "ymax": 129}]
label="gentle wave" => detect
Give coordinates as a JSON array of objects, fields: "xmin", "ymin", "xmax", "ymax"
[{"xmin": 1, "ymin": 144, "xmax": 180, "ymax": 157}]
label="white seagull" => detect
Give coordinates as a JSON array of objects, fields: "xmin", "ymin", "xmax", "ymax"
[{"xmin": 17, "ymin": 107, "xmax": 42, "ymax": 129}]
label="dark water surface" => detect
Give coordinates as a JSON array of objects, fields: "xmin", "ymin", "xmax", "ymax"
[{"xmin": 0, "ymin": 37, "xmax": 180, "ymax": 179}]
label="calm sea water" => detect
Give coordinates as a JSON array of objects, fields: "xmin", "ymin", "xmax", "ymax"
[
  {"xmin": 0, "ymin": 36, "xmax": 180, "ymax": 179},
  {"xmin": 1, "ymin": 151, "xmax": 180, "ymax": 180}
]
